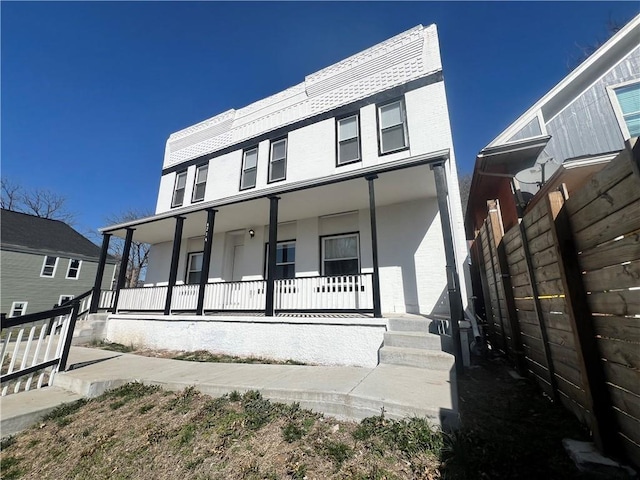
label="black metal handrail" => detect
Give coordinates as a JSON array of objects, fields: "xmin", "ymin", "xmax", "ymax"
[{"xmin": 57, "ymin": 289, "xmax": 92, "ymax": 308}]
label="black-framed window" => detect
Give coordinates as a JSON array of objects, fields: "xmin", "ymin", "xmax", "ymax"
[
  {"xmin": 322, "ymin": 233, "xmax": 359, "ymax": 276},
  {"xmin": 186, "ymin": 251, "xmax": 204, "ymax": 285},
  {"xmin": 41, "ymin": 256, "xmax": 58, "ymax": 277},
  {"xmin": 192, "ymin": 164, "xmax": 208, "ymax": 202},
  {"xmin": 172, "ymin": 171, "xmax": 187, "ymax": 207},
  {"xmin": 268, "ymin": 138, "xmax": 287, "ymax": 183},
  {"xmin": 336, "ymin": 114, "xmax": 361, "ymax": 165},
  {"xmin": 240, "ymin": 147, "xmax": 258, "ymax": 190},
  {"xmin": 377, "ymin": 98, "xmax": 409, "ymax": 154},
  {"xmin": 66, "ymin": 259, "xmax": 82, "ymax": 279},
  {"xmin": 265, "ymin": 240, "xmax": 296, "ymax": 279}
]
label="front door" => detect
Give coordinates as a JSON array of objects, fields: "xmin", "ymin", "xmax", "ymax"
[{"xmin": 231, "ymin": 245, "xmax": 244, "ymax": 282}]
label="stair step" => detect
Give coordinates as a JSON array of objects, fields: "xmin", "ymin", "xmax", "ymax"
[
  {"xmin": 387, "ymin": 318, "xmax": 432, "ymax": 332},
  {"xmin": 383, "ymin": 331, "xmax": 442, "ymax": 350},
  {"xmin": 379, "ymin": 346, "xmax": 454, "ymax": 370}
]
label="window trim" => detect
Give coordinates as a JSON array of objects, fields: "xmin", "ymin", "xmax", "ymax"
[
  {"xmin": 65, "ymin": 258, "xmax": 82, "ymax": 280},
  {"xmin": 376, "ymin": 97, "xmax": 410, "ymax": 156},
  {"xmin": 263, "ymin": 239, "xmax": 296, "ymax": 279},
  {"xmin": 171, "ymin": 170, "xmax": 188, "ymax": 208},
  {"xmin": 607, "ymin": 79, "xmax": 640, "ymax": 140},
  {"xmin": 335, "ymin": 113, "xmax": 362, "ymax": 167},
  {"xmin": 9, "ymin": 301, "xmax": 28, "ymax": 317},
  {"xmin": 320, "ymin": 232, "xmax": 361, "ymax": 276},
  {"xmin": 58, "ymin": 295, "xmax": 74, "ymax": 306},
  {"xmin": 185, "ymin": 251, "xmax": 204, "ymax": 285},
  {"xmin": 191, "ymin": 164, "xmax": 209, "ymax": 203},
  {"xmin": 240, "ymin": 146, "xmax": 259, "ymax": 191},
  {"xmin": 40, "ymin": 256, "xmax": 59, "ymax": 278},
  {"xmin": 267, "ymin": 137, "xmax": 288, "ymax": 184}
]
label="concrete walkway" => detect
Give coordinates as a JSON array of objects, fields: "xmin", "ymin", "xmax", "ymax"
[{"xmin": 1, "ymin": 346, "xmax": 457, "ymax": 437}]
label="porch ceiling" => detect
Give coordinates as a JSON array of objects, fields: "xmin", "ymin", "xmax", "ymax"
[{"xmin": 110, "ymin": 164, "xmax": 437, "ymax": 244}]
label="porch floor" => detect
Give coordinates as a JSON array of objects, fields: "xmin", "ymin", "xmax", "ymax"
[
  {"xmin": 204, "ymin": 312, "xmax": 374, "ymax": 318},
  {"xmin": 2, "ymin": 346, "xmax": 458, "ymax": 436}
]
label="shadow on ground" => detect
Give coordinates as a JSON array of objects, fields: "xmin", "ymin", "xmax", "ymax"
[{"xmin": 439, "ymin": 355, "xmax": 605, "ymax": 480}]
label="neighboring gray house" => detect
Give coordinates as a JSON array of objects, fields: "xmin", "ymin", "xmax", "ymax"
[
  {"xmin": 1, "ymin": 209, "xmax": 117, "ymax": 316},
  {"xmin": 466, "ymin": 13, "xmax": 640, "ymax": 236}
]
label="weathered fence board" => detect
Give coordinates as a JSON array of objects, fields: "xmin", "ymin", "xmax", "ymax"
[
  {"xmin": 603, "ymin": 362, "xmax": 640, "ymax": 397},
  {"xmin": 596, "ymin": 338, "xmax": 640, "ymax": 369},
  {"xmin": 565, "ymin": 147, "xmax": 636, "ymax": 215},
  {"xmin": 582, "ymin": 259, "xmax": 640, "ymax": 292},
  {"xmin": 574, "ymin": 200, "xmax": 640, "ymax": 252},
  {"xmin": 578, "ymin": 231, "xmax": 640, "ymax": 271},
  {"xmin": 587, "ymin": 291, "xmax": 640, "ymax": 316},
  {"xmin": 592, "ymin": 316, "xmax": 640, "ymax": 343},
  {"xmin": 570, "ymin": 173, "xmax": 640, "ymax": 233}
]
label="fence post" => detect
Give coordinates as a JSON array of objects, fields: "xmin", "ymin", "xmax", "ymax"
[
  {"xmin": 487, "ymin": 200, "xmax": 527, "ymax": 375},
  {"xmin": 516, "ymin": 205, "xmax": 560, "ymax": 402},
  {"xmin": 545, "ymin": 191, "xmax": 619, "ymax": 454},
  {"xmin": 58, "ymin": 302, "xmax": 80, "ymax": 372},
  {"xmin": 486, "ymin": 201, "xmax": 509, "ymax": 356}
]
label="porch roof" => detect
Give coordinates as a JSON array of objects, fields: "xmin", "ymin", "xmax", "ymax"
[{"xmin": 102, "ymin": 150, "xmax": 447, "ymax": 243}]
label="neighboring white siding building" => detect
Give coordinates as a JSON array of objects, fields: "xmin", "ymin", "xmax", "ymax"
[{"xmin": 95, "ymin": 24, "xmax": 470, "ymax": 367}]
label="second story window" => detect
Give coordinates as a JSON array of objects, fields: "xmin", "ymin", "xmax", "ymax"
[
  {"xmin": 192, "ymin": 164, "xmax": 208, "ymax": 202},
  {"xmin": 337, "ymin": 114, "xmax": 361, "ymax": 165},
  {"xmin": 66, "ymin": 259, "xmax": 82, "ymax": 279},
  {"xmin": 241, "ymin": 147, "xmax": 258, "ymax": 190},
  {"xmin": 172, "ymin": 171, "xmax": 187, "ymax": 207},
  {"xmin": 269, "ymin": 138, "xmax": 287, "ymax": 183},
  {"xmin": 41, "ymin": 256, "xmax": 58, "ymax": 277},
  {"xmin": 378, "ymin": 99, "xmax": 409, "ymax": 154}
]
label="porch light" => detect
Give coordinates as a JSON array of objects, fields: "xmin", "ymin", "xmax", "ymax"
[{"xmin": 249, "ymin": 229, "xmax": 255, "ymax": 238}]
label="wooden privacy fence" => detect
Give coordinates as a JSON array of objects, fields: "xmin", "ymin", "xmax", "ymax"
[{"xmin": 472, "ymin": 143, "xmax": 640, "ymax": 466}]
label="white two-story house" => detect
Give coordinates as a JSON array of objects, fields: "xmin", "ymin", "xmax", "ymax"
[{"xmin": 91, "ymin": 24, "xmax": 470, "ymax": 367}]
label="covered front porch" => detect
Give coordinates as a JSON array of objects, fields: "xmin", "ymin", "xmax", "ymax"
[{"xmin": 90, "ymin": 155, "xmax": 464, "ymax": 334}]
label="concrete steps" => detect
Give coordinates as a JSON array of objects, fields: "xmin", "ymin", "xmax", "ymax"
[
  {"xmin": 380, "ymin": 317, "xmax": 455, "ymax": 370},
  {"xmin": 72, "ymin": 313, "xmax": 108, "ymax": 345},
  {"xmin": 383, "ymin": 331, "xmax": 442, "ymax": 350},
  {"xmin": 379, "ymin": 346, "xmax": 454, "ymax": 370}
]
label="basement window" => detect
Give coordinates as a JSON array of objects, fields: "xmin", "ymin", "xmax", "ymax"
[{"xmin": 10, "ymin": 301, "xmax": 27, "ymax": 317}]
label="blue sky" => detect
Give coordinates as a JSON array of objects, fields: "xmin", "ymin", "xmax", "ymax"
[{"xmin": 2, "ymin": 2, "xmax": 638, "ymax": 236}]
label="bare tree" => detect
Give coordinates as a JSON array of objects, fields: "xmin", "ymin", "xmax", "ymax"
[
  {"xmin": 1, "ymin": 177, "xmax": 75, "ymax": 223},
  {"xmin": 1, "ymin": 178, "xmax": 21, "ymax": 210},
  {"xmin": 106, "ymin": 209, "xmax": 153, "ymax": 288},
  {"xmin": 567, "ymin": 15, "xmax": 626, "ymax": 71},
  {"xmin": 458, "ymin": 172, "xmax": 472, "ymax": 215}
]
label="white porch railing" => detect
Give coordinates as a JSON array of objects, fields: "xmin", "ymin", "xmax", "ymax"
[
  {"xmin": 117, "ymin": 286, "xmax": 168, "ymax": 312},
  {"xmin": 275, "ymin": 274, "xmax": 373, "ymax": 311},
  {"xmin": 98, "ymin": 290, "xmax": 115, "ymax": 310},
  {"xmin": 114, "ymin": 274, "xmax": 374, "ymax": 313},
  {"xmin": 171, "ymin": 284, "xmax": 199, "ymax": 311},
  {"xmin": 204, "ymin": 280, "xmax": 266, "ymax": 311}
]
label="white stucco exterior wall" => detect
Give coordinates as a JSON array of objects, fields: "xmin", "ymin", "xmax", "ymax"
[{"xmin": 106, "ymin": 315, "xmax": 387, "ymax": 368}]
